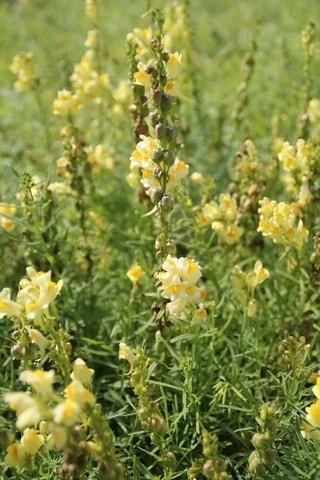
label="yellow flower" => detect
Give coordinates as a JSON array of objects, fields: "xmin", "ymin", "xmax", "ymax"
[
  {"xmin": 166, "ymin": 52, "xmax": 182, "ymax": 78},
  {"xmin": 52, "ymin": 89, "xmax": 81, "ymax": 119},
  {"xmin": 0, "ymin": 288, "xmax": 23, "ymax": 319},
  {"xmin": 17, "ymin": 268, "xmax": 63, "ymax": 322},
  {"xmin": 126, "ymin": 264, "xmax": 145, "ymax": 283},
  {"xmin": 306, "ymin": 399, "xmax": 320, "ymax": 428},
  {"xmin": 64, "ymin": 379, "xmax": 95, "ymax": 408},
  {"xmin": 4, "ymin": 391, "xmax": 43, "ymax": 430},
  {"xmin": 257, "ymin": 197, "xmax": 308, "ymax": 249},
  {"xmin": 71, "ymin": 358, "xmax": 94, "ymax": 386},
  {"xmin": 5, "ymin": 443, "xmax": 26, "ymax": 467},
  {"xmin": 0, "ymin": 202, "xmax": 16, "ymax": 232},
  {"xmin": 46, "ymin": 426, "xmax": 68, "ymax": 450},
  {"xmin": 10, "ymin": 52, "xmax": 36, "ymax": 92},
  {"xmin": 28, "ymin": 328, "xmax": 50, "ymax": 358},
  {"xmin": 20, "ymin": 369, "xmax": 55, "ymax": 399},
  {"xmin": 246, "ymin": 260, "xmax": 270, "ymax": 289},
  {"xmin": 84, "ymin": 29, "xmax": 98, "ymax": 48},
  {"xmin": 20, "ymin": 428, "xmax": 44, "ymax": 455},
  {"xmin": 85, "ymin": 144, "xmax": 114, "ymax": 171},
  {"xmin": 53, "ymin": 399, "xmax": 81, "ymax": 426},
  {"xmin": 312, "ymin": 377, "xmax": 320, "ymax": 399},
  {"xmin": 193, "ymin": 304, "xmax": 207, "ymax": 322},
  {"xmin": 119, "ymin": 343, "xmax": 136, "ymax": 370},
  {"xmin": 85, "ymin": 0, "xmax": 98, "ymax": 19},
  {"xmin": 155, "ymin": 255, "xmax": 206, "ymax": 317},
  {"xmin": 47, "ymin": 182, "xmax": 75, "ymax": 198}
]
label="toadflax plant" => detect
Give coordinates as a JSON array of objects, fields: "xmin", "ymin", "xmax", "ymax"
[{"xmin": 1, "ymin": 268, "xmax": 124, "ymax": 479}]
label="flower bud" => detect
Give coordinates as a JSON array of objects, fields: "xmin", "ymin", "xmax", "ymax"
[
  {"xmin": 215, "ymin": 457, "xmax": 227, "ymax": 473},
  {"xmin": 153, "ymin": 166, "xmax": 164, "ymax": 180},
  {"xmin": 0, "ymin": 429, "xmax": 14, "ymax": 449},
  {"xmin": 264, "ymin": 429, "xmax": 276, "ymax": 442},
  {"xmin": 165, "ymin": 126, "xmax": 176, "ymax": 143},
  {"xmin": 163, "ymin": 150, "xmax": 175, "ymax": 167},
  {"xmin": 261, "ymin": 448, "xmax": 275, "ymax": 466},
  {"xmin": 149, "ymin": 187, "xmax": 163, "ymax": 204},
  {"xmin": 160, "ymin": 194, "xmax": 174, "ymax": 212},
  {"xmin": 149, "ymin": 111, "xmax": 159, "ymax": 126},
  {"xmin": 163, "ymin": 451, "xmax": 176, "ymax": 469},
  {"xmin": 155, "ymin": 123, "xmax": 166, "ymax": 141},
  {"xmin": 152, "ymin": 91, "xmax": 162, "ymax": 106},
  {"xmin": 166, "ymin": 240, "xmax": 177, "ymax": 256},
  {"xmin": 10, "ymin": 344, "xmax": 22, "ymax": 359},
  {"xmin": 161, "ymin": 94, "xmax": 173, "ymax": 112},
  {"xmin": 248, "ymin": 451, "xmax": 267, "ymax": 478},
  {"xmin": 150, "ymin": 417, "xmax": 167, "ymax": 435},
  {"xmin": 251, "ymin": 433, "xmax": 267, "ymax": 449},
  {"xmin": 152, "ymin": 148, "xmax": 164, "ymax": 163},
  {"xmin": 202, "ymin": 460, "xmax": 214, "ymax": 476},
  {"xmin": 138, "ymin": 408, "xmax": 149, "ymax": 421}
]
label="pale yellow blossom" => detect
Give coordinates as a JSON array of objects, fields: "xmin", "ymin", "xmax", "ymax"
[
  {"xmin": 127, "ymin": 264, "xmax": 145, "ymax": 283},
  {"xmin": 119, "ymin": 343, "xmax": 136, "ymax": 369},
  {"xmin": 53, "ymin": 89, "xmax": 81, "ymax": 119},
  {"xmin": 246, "ymin": 260, "xmax": 270, "ymax": 289},
  {"xmin": 5, "ymin": 443, "xmax": 26, "ymax": 467},
  {"xmin": 20, "ymin": 428, "xmax": 44, "ymax": 455},
  {"xmin": 19, "ymin": 369, "xmax": 55, "ymax": 399},
  {"xmin": 155, "ymin": 255, "xmax": 206, "ymax": 317},
  {"xmin": 71, "ymin": 358, "xmax": 94, "ymax": 386},
  {"xmin": 0, "ymin": 288, "xmax": 23, "ymax": 319},
  {"xmin": 0, "ymin": 202, "xmax": 16, "ymax": 232}
]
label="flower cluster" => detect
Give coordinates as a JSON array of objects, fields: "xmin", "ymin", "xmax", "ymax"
[
  {"xmin": 128, "ymin": 134, "xmax": 189, "ymax": 197},
  {"xmin": 10, "ymin": 52, "xmax": 37, "ymax": 92},
  {"xmin": 134, "ymin": 51, "xmax": 183, "ymax": 99},
  {"xmin": 163, "ymin": 1, "xmax": 189, "ymax": 52},
  {"xmin": 53, "ymin": 13, "xmax": 110, "ymax": 122},
  {"xmin": 52, "ymin": 89, "xmax": 82, "ymax": 120},
  {"xmin": 278, "ymin": 138, "xmax": 312, "ymax": 206},
  {"xmin": 257, "ymin": 197, "xmax": 308, "ymax": 250},
  {"xmin": 155, "ymin": 255, "xmax": 206, "ymax": 319},
  {"xmin": 85, "ymin": 144, "xmax": 115, "ymax": 171},
  {"xmin": 85, "ymin": 0, "xmax": 98, "ymax": 20},
  {"xmin": 3, "ymin": 359, "xmax": 95, "ymax": 468},
  {"xmin": 231, "ymin": 260, "xmax": 269, "ymax": 317},
  {"xmin": 198, "ymin": 193, "xmax": 243, "ymax": 245},
  {"xmin": 0, "ymin": 267, "xmax": 63, "ymax": 327},
  {"xmin": 70, "ymin": 49, "xmax": 109, "ymax": 104}
]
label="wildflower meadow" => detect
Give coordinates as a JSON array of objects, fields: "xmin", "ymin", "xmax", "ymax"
[{"xmin": 1, "ymin": 0, "xmax": 320, "ymax": 478}]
